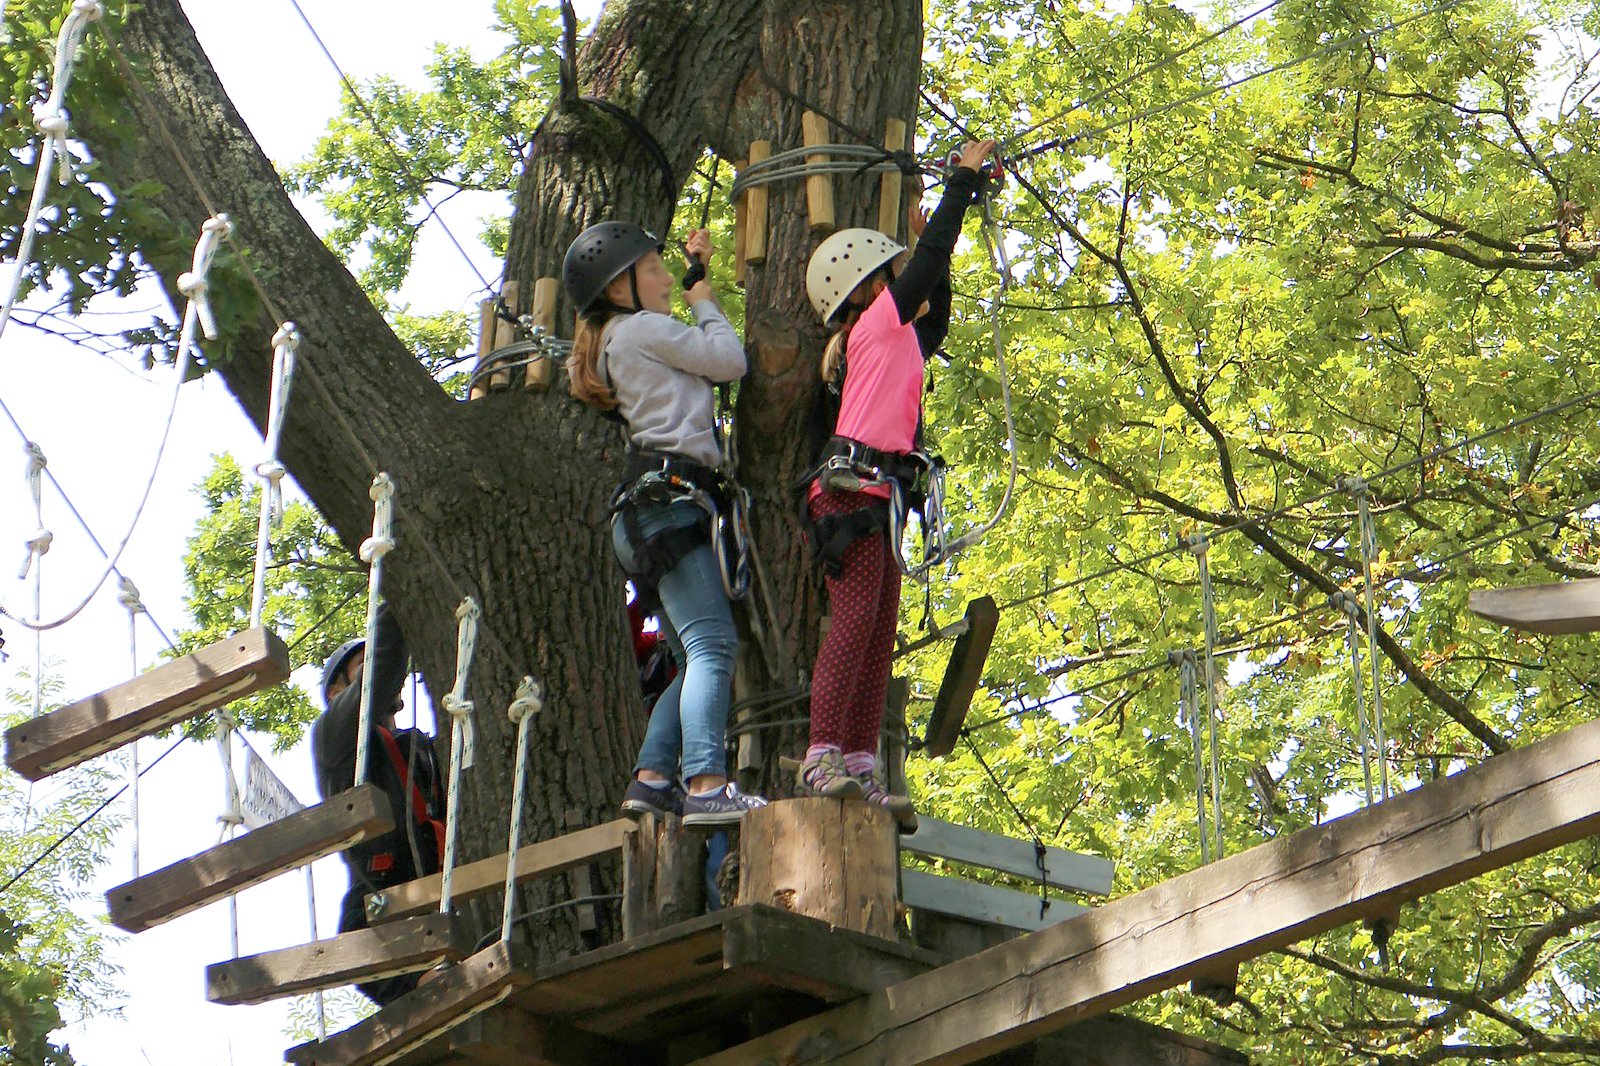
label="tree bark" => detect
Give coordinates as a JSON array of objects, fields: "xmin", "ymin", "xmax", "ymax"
[{"xmin": 79, "ymin": 0, "xmax": 923, "ymax": 962}]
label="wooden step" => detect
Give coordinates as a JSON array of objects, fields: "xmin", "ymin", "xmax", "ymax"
[
  {"xmin": 108, "ymin": 783, "xmax": 392, "ymax": 933},
  {"xmin": 207, "ymin": 913, "xmax": 476, "ymax": 1006},
  {"xmin": 5, "ymin": 627, "xmax": 289, "ymax": 781},
  {"xmin": 900, "ymin": 869, "xmax": 1087, "ymax": 932},
  {"xmin": 368, "ymin": 819, "xmax": 629, "ymax": 924},
  {"xmin": 1468, "ymin": 578, "xmax": 1600, "ymax": 634},
  {"xmin": 900, "ymin": 816, "xmax": 1114, "ymax": 895},
  {"xmin": 924, "ymin": 596, "xmax": 1000, "ymax": 757}
]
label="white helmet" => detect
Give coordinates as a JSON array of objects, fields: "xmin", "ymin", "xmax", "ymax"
[{"xmin": 805, "ymin": 228, "xmax": 905, "ymax": 325}]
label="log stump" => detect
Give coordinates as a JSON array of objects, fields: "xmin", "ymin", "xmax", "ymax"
[
  {"xmin": 621, "ymin": 812, "xmax": 706, "ymax": 940},
  {"xmin": 736, "ymin": 798, "xmax": 897, "ymax": 940}
]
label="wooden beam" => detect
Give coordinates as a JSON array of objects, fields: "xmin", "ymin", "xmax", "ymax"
[
  {"xmin": 370, "ymin": 819, "xmax": 629, "ymax": 923},
  {"xmin": 924, "ymin": 597, "xmax": 999, "ymax": 758},
  {"xmin": 744, "ymin": 141, "xmax": 770, "ymax": 265},
  {"xmin": 901, "ymin": 817, "xmax": 1113, "ymax": 896},
  {"xmin": 801, "ymin": 111, "xmax": 834, "ymax": 233},
  {"xmin": 107, "ymin": 783, "xmax": 391, "ymax": 934},
  {"xmin": 285, "ymin": 942, "xmax": 531, "ymax": 1066},
  {"xmin": 206, "ymin": 913, "xmax": 474, "ymax": 1006},
  {"xmin": 4, "ymin": 627, "xmax": 289, "ymax": 781},
  {"xmin": 521, "ymin": 278, "xmax": 559, "ymax": 391},
  {"xmin": 1468, "ymin": 578, "xmax": 1600, "ymax": 634},
  {"xmin": 694, "ymin": 714, "xmax": 1600, "ymax": 1066},
  {"xmin": 900, "ymin": 870, "xmax": 1086, "ymax": 933},
  {"xmin": 877, "ymin": 118, "xmax": 908, "ymax": 239}
]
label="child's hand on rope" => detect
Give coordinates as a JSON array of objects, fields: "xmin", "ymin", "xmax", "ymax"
[
  {"xmin": 955, "ymin": 139, "xmax": 998, "ymax": 174},
  {"xmin": 682, "ymin": 227, "xmax": 713, "ymax": 296}
]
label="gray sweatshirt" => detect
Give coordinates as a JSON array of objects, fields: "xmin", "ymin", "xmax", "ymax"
[{"xmin": 601, "ymin": 301, "xmax": 745, "ymax": 469}]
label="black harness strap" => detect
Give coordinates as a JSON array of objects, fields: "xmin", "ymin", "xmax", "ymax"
[
  {"xmin": 611, "ymin": 449, "xmax": 724, "ymax": 607},
  {"xmin": 803, "ymin": 497, "xmax": 891, "ymax": 577}
]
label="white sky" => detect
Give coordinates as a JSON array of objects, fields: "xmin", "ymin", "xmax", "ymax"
[{"xmin": 0, "ymin": 2, "xmax": 603, "ymax": 1063}]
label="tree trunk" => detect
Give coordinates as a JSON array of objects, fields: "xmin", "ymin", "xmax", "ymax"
[{"xmin": 81, "ymin": 0, "xmax": 921, "ymax": 963}]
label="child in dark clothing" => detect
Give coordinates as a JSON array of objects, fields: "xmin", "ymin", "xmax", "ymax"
[{"xmin": 799, "ymin": 139, "xmax": 999, "ymax": 831}]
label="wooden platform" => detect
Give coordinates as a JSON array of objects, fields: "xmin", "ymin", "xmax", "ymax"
[
  {"xmin": 285, "ymin": 905, "xmax": 941, "ymax": 1066},
  {"xmin": 1468, "ymin": 578, "xmax": 1600, "ymax": 634},
  {"xmin": 207, "ymin": 913, "xmax": 476, "ymax": 1005},
  {"xmin": 4, "ymin": 627, "xmax": 289, "ymax": 781},
  {"xmin": 108, "ymin": 783, "xmax": 392, "ymax": 933}
]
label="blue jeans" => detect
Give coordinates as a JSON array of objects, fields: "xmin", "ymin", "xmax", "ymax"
[{"xmin": 613, "ymin": 499, "xmax": 737, "ymax": 781}]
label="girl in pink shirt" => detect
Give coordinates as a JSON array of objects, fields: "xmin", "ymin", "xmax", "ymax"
[{"xmin": 799, "ymin": 139, "xmax": 997, "ymax": 830}]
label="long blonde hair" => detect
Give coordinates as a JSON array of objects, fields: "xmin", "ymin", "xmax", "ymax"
[
  {"xmin": 821, "ymin": 305, "xmax": 862, "ymax": 388},
  {"xmin": 567, "ymin": 305, "xmax": 626, "ymax": 410}
]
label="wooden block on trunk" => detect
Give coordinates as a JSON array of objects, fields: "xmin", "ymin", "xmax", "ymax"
[
  {"xmin": 801, "ymin": 111, "xmax": 834, "ymax": 233},
  {"xmin": 1468, "ymin": 578, "xmax": 1600, "ymax": 634},
  {"xmin": 745, "ymin": 140, "xmax": 770, "ymax": 265},
  {"xmin": 732, "ymin": 157, "xmax": 749, "ymax": 287},
  {"xmin": 207, "ymin": 913, "xmax": 475, "ymax": 1005},
  {"xmin": 108, "ymin": 783, "xmax": 392, "ymax": 934},
  {"xmin": 736, "ymin": 797, "xmax": 897, "ymax": 940},
  {"xmin": 468, "ymin": 299, "xmax": 495, "ymax": 401},
  {"xmin": 371, "ymin": 819, "xmax": 629, "ymax": 923},
  {"xmin": 521, "ymin": 278, "xmax": 558, "ymax": 391},
  {"xmin": 877, "ymin": 118, "xmax": 908, "ymax": 239},
  {"xmin": 5, "ymin": 627, "xmax": 289, "ymax": 781}
]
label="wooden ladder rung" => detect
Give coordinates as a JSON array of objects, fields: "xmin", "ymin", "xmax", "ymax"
[
  {"xmin": 107, "ymin": 783, "xmax": 393, "ymax": 934},
  {"xmin": 1468, "ymin": 578, "xmax": 1600, "ymax": 634},
  {"xmin": 900, "ymin": 817, "xmax": 1114, "ymax": 896},
  {"xmin": 207, "ymin": 913, "xmax": 475, "ymax": 1006},
  {"xmin": 368, "ymin": 818, "xmax": 630, "ymax": 924},
  {"xmin": 4, "ymin": 627, "xmax": 290, "ymax": 781},
  {"xmin": 900, "ymin": 869, "xmax": 1086, "ymax": 932},
  {"xmin": 924, "ymin": 596, "xmax": 1000, "ymax": 757},
  {"xmin": 284, "ymin": 942, "xmax": 531, "ymax": 1066}
]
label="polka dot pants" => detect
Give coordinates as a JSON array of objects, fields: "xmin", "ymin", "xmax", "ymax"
[{"xmin": 808, "ymin": 490, "xmax": 900, "ymax": 754}]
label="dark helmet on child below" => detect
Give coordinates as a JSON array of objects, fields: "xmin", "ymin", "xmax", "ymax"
[
  {"xmin": 562, "ymin": 222, "xmax": 663, "ymax": 313},
  {"xmin": 321, "ymin": 638, "xmax": 365, "ymax": 702}
]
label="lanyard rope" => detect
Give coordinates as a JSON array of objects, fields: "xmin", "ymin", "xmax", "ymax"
[
  {"xmin": 438, "ymin": 596, "xmax": 481, "ymax": 915},
  {"xmin": 1170, "ymin": 649, "xmax": 1213, "ymax": 864},
  {"xmin": 117, "ymin": 576, "xmax": 145, "ymax": 877},
  {"xmin": 1345, "ymin": 477, "xmax": 1391, "ymax": 800},
  {"xmin": 500, "ymin": 677, "xmax": 544, "ymax": 943},
  {"xmin": 1187, "ymin": 534, "xmax": 1225, "ymax": 860}
]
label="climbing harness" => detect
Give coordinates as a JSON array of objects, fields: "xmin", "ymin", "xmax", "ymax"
[
  {"xmin": 438, "ymin": 596, "xmax": 481, "ymax": 915},
  {"xmin": 249, "ymin": 323, "xmax": 300, "ymax": 629},
  {"xmin": 500, "ymin": 676, "xmax": 545, "ymax": 943},
  {"xmin": 353, "ymin": 473, "xmax": 396, "ymax": 789}
]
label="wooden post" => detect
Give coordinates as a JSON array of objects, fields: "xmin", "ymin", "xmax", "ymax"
[
  {"xmin": 732, "ymin": 157, "xmax": 749, "ymax": 288},
  {"xmin": 522, "ymin": 278, "xmax": 559, "ymax": 391},
  {"xmin": 621, "ymin": 811, "xmax": 705, "ymax": 940},
  {"xmin": 878, "ymin": 118, "xmax": 908, "ymax": 240},
  {"xmin": 745, "ymin": 141, "xmax": 770, "ymax": 266},
  {"xmin": 562, "ymin": 810, "xmax": 600, "ymax": 946},
  {"xmin": 488, "ymin": 280, "xmax": 519, "ymax": 391},
  {"xmin": 801, "ymin": 111, "xmax": 835, "ymax": 233},
  {"xmin": 4, "ymin": 627, "xmax": 289, "ymax": 781},
  {"xmin": 469, "ymin": 298, "xmax": 496, "ymax": 401},
  {"xmin": 737, "ymin": 798, "xmax": 897, "ymax": 940}
]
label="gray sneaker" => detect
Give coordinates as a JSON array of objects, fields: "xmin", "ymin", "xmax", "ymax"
[
  {"xmin": 682, "ymin": 783, "xmax": 768, "ymax": 827},
  {"xmin": 621, "ymin": 777, "xmax": 684, "ymax": 818}
]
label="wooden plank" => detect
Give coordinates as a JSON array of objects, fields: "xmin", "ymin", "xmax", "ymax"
[
  {"xmin": 693, "ymin": 714, "xmax": 1600, "ymax": 1066},
  {"xmin": 109, "ymin": 783, "xmax": 391, "ymax": 934},
  {"xmin": 562, "ymin": 810, "xmax": 599, "ymax": 944},
  {"xmin": 877, "ymin": 118, "xmax": 907, "ymax": 239},
  {"xmin": 901, "ymin": 870, "xmax": 1086, "ymax": 932},
  {"xmin": 207, "ymin": 913, "xmax": 474, "ymax": 1006},
  {"xmin": 468, "ymin": 298, "xmax": 495, "ymax": 401},
  {"xmin": 721, "ymin": 906, "xmax": 937, "ymax": 1002},
  {"xmin": 521, "ymin": 278, "xmax": 558, "ymax": 391},
  {"xmin": 371, "ymin": 819, "xmax": 629, "ymax": 923},
  {"xmin": 1468, "ymin": 578, "xmax": 1600, "ymax": 634},
  {"xmin": 487, "ymin": 280, "xmax": 518, "ymax": 391},
  {"xmin": 732, "ymin": 157, "xmax": 748, "ymax": 288},
  {"xmin": 745, "ymin": 140, "xmax": 770, "ymax": 265},
  {"xmin": 801, "ymin": 111, "xmax": 835, "ymax": 233},
  {"xmin": 900, "ymin": 817, "xmax": 1113, "ymax": 896},
  {"xmin": 286, "ymin": 942, "xmax": 530, "ymax": 1066},
  {"xmin": 924, "ymin": 596, "xmax": 999, "ymax": 758},
  {"xmin": 5, "ymin": 627, "xmax": 289, "ymax": 781},
  {"xmin": 445, "ymin": 1004, "xmax": 637, "ymax": 1066}
]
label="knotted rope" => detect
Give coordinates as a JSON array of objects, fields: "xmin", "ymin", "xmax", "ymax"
[
  {"xmin": 352, "ymin": 473, "xmax": 395, "ymax": 789},
  {"xmin": 500, "ymin": 676, "xmax": 544, "ymax": 943},
  {"xmin": 248, "ymin": 322, "xmax": 300, "ymax": 629},
  {"xmin": 438, "ymin": 596, "xmax": 482, "ymax": 915}
]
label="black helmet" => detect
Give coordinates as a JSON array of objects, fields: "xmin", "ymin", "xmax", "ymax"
[
  {"xmin": 321, "ymin": 638, "xmax": 365, "ymax": 702},
  {"xmin": 562, "ymin": 222, "xmax": 662, "ymax": 313}
]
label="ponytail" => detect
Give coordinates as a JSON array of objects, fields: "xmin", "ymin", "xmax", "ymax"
[
  {"xmin": 567, "ymin": 304, "xmax": 625, "ymax": 410},
  {"xmin": 821, "ymin": 304, "xmax": 864, "ymax": 388}
]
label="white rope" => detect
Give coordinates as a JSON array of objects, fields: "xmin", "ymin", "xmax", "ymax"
[
  {"xmin": 1346, "ymin": 477, "xmax": 1391, "ymax": 800},
  {"xmin": 352, "ymin": 473, "xmax": 395, "ymax": 789},
  {"xmin": 215, "ymin": 720, "xmax": 244, "ymax": 959},
  {"xmin": 18, "ymin": 442, "xmax": 48, "ymax": 720},
  {"xmin": 0, "ymin": 214, "xmax": 231, "ymax": 632},
  {"xmin": 1187, "ymin": 534, "xmax": 1225, "ymax": 860},
  {"xmin": 438, "ymin": 597, "xmax": 481, "ymax": 916},
  {"xmin": 500, "ymin": 676, "xmax": 543, "ymax": 943},
  {"xmin": 0, "ymin": 1, "xmax": 104, "ymax": 346},
  {"xmin": 118, "ymin": 576, "xmax": 145, "ymax": 877},
  {"xmin": 1331, "ymin": 591, "xmax": 1377, "ymax": 806},
  {"xmin": 248, "ymin": 322, "xmax": 300, "ymax": 629}
]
